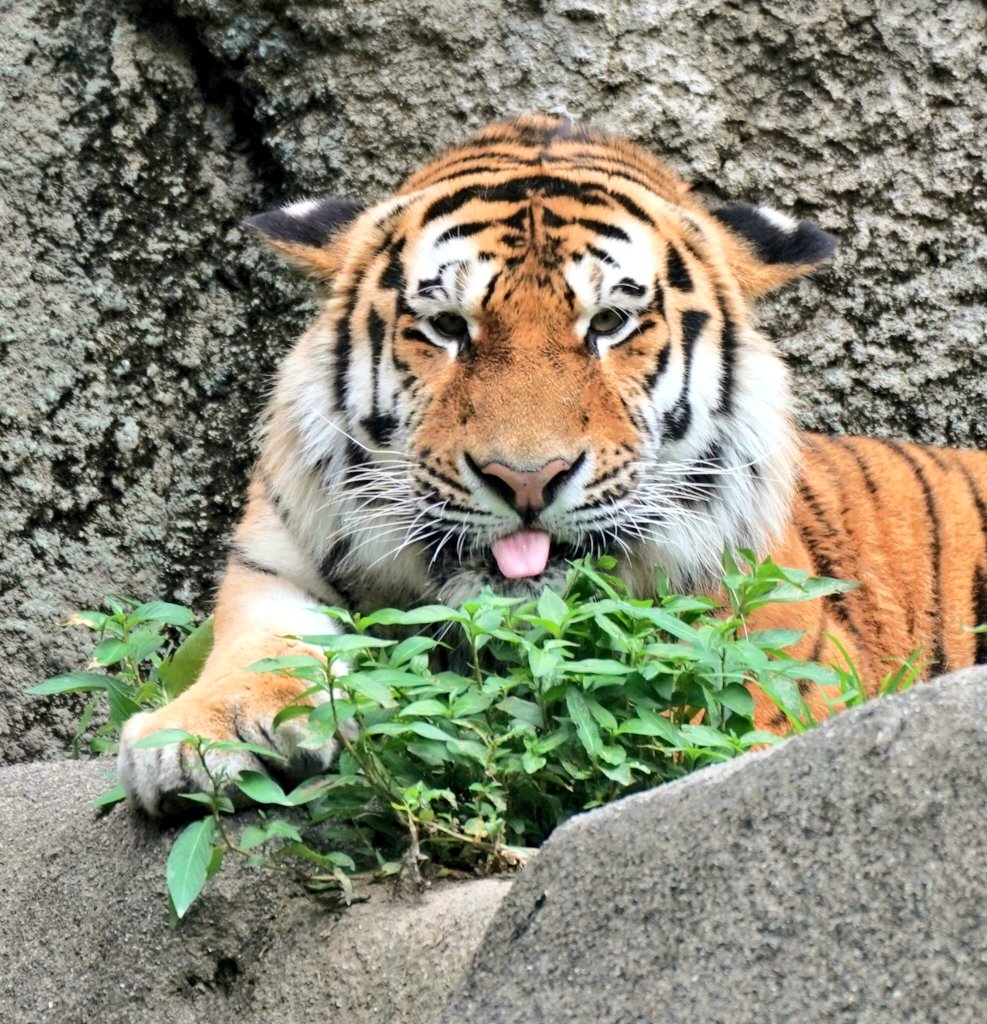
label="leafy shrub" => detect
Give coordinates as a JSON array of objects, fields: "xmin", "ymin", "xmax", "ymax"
[{"xmin": 32, "ymin": 553, "xmax": 924, "ymax": 919}]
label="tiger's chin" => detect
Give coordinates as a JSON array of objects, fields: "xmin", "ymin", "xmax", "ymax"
[{"xmin": 434, "ymin": 562, "xmax": 572, "ymax": 606}]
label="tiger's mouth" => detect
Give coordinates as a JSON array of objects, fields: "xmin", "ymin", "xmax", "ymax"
[{"xmin": 489, "ymin": 529, "xmax": 552, "ymax": 578}]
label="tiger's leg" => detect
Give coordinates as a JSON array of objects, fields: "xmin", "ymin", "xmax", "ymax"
[{"xmin": 118, "ymin": 558, "xmax": 343, "ymax": 817}]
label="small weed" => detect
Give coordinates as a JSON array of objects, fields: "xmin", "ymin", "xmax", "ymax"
[{"xmin": 32, "ymin": 553, "xmax": 932, "ymax": 919}]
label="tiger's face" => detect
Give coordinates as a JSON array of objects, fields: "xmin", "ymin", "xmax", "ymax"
[{"xmin": 250, "ymin": 117, "xmax": 835, "ymax": 607}]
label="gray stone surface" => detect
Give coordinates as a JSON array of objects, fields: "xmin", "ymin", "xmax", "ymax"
[
  {"xmin": 0, "ymin": 758, "xmax": 510, "ymax": 1024},
  {"xmin": 3, "ymin": 0, "xmax": 985, "ymax": 761},
  {"xmin": 444, "ymin": 667, "xmax": 987, "ymax": 1024}
]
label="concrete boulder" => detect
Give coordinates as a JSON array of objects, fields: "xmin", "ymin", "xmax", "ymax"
[
  {"xmin": 0, "ymin": 759, "xmax": 510, "ymax": 1024},
  {"xmin": 2, "ymin": 671, "xmax": 986, "ymax": 1022},
  {"xmin": 445, "ymin": 667, "xmax": 987, "ymax": 1024}
]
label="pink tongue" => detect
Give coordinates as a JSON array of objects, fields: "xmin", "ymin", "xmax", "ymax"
[{"xmin": 491, "ymin": 530, "xmax": 552, "ymax": 579}]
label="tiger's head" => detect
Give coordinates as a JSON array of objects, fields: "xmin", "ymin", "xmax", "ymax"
[{"xmin": 248, "ymin": 116, "xmax": 835, "ymax": 607}]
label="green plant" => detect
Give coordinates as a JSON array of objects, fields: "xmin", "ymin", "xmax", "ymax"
[
  {"xmin": 32, "ymin": 553, "xmax": 930, "ymax": 919},
  {"xmin": 28, "ymin": 598, "xmax": 213, "ymax": 794}
]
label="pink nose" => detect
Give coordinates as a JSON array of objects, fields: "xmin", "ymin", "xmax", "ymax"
[{"xmin": 479, "ymin": 459, "xmax": 572, "ymax": 512}]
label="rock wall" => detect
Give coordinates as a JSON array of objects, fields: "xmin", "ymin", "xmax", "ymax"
[{"xmin": 3, "ymin": 0, "xmax": 985, "ymax": 761}]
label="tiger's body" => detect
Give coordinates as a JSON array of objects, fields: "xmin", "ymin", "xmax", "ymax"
[{"xmin": 119, "ymin": 116, "xmax": 987, "ymax": 815}]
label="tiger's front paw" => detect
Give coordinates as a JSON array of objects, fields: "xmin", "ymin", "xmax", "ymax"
[{"xmin": 117, "ymin": 676, "xmax": 341, "ymax": 817}]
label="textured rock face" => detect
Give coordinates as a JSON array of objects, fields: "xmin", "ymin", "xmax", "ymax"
[
  {"xmin": 3, "ymin": 0, "xmax": 985, "ymax": 761},
  {"xmin": 445, "ymin": 667, "xmax": 987, "ymax": 1024}
]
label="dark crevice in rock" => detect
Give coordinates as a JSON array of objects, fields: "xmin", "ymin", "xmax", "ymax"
[{"xmin": 129, "ymin": 0, "xmax": 289, "ymax": 202}]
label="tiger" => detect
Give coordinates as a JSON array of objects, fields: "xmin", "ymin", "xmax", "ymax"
[{"xmin": 119, "ymin": 114, "xmax": 987, "ymax": 816}]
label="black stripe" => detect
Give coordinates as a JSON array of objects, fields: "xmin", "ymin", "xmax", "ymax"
[
  {"xmin": 583, "ymin": 184, "xmax": 656, "ymax": 227},
  {"xmin": 616, "ymin": 277, "xmax": 646, "ymax": 297},
  {"xmin": 832, "ymin": 436, "xmax": 880, "ymax": 495},
  {"xmin": 666, "ymin": 244, "xmax": 693, "ymax": 291},
  {"xmin": 715, "ymin": 294, "xmax": 736, "ymax": 415},
  {"xmin": 809, "ymin": 607, "xmax": 827, "ymax": 661},
  {"xmin": 361, "ymin": 412, "xmax": 397, "ymax": 447},
  {"xmin": 609, "ymin": 319, "xmax": 660, "ymax": 351},
  {"xmin": 796, "ymin": 479, "xmax": 868, "ymax": 647},
  {"xmin": 333, "ymin": 286, "xmax": 359, "ymax": 410},
  {"xmin": 974, "ymin": 567, "xmax": 987, "ymax": 663},
  {"xmin": 540, "ymin": 151, "xmax": 662, "ymax": 195},
  {"xmin": 644, "ymin": 345, "xmax": 671, "ymax": 392},
  {"xmin": 481, "ymin": 269, "xmax": 502, "ymax": 309},
  {"xmin": 651, "ymin": 277, "xmax": 665, "ymax": 319},
  {"xmin": 574, "ymin": 218, "xmax": 629, "ymax": 242},
  {"xmin": 230, "ymin": 546, "xmax": 279, "ymax": 578},
  {"xmin": 380, "ymin": 238, "xmax": 405, "ymax": 292},
  {"xmin": 661, "ymin": 310, "xmax": 708, "ymax": 441},
  {"xmin": 681, "ymin": 442, "xmax": 724, "ymax": 505},
  {"xmin": 319, "ymin": 536, "xmax": 358, "ymax": 608},
  {"xmin": 260, "ymin": 472, "xmax": 290, "ymax": 526},
  {"xmin": 885, "ymin": 441, "xmax": 946, "ymax": 672},
  {"xmin": 586, "ymin": 244, "xmax": 616, "ymax": 266},
  {"xmin": 950, "ymin": 457, "xmax": 987, "ymax": 660},
  {"xmin": 367, "ymin": 306, "xmax": 386, "ymax": 422},
  {"xmin": 421, "ymin": 174, "xmax": 621, "ymax": 227},
  {"xmin": 421, "ymin": 463, "xmax": 472, "ymax": 497},
  {"xmin": 953, "ymin": 458, "xmax": 987, "ymax": 560}
]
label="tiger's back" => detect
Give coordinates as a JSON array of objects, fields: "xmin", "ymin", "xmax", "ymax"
[
  {"xmin": 765, "ymin": 434, "xmax": 987, "ymax": 725},
  {"xmin": 117, "ymin": 115, "xmax": 987, "ymax": 815}
]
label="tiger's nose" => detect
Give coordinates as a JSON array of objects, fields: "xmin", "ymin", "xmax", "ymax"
[{"xmin": 478, "ymin": 458, "xmax": 573, "ymax": 512}]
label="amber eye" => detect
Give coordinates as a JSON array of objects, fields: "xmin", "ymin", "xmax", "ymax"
[
  {"xmin": 589, "ymin": 309, "xmax": 628, "ymax": 336},
  {"xmin": 429, "ymin": 312, "xmax": 470, "ymax": 341}
]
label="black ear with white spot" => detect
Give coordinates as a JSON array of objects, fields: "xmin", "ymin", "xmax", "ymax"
[
  {"xmin": 712, "ymin": 203, "xmax": 837, "ymax": 296},
  {"xmin": 244, "ymin": 197, "xmax": 364, "ymax": 279}
]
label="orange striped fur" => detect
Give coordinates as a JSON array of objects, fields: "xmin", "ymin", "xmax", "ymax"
[{"xmin": 119, "ymin": 116, "xmax": 987, "ymax": 815}]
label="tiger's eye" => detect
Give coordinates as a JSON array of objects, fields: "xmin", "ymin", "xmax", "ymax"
[
  {"xmin": 430, "ymin": 312, "xmax": 470, "ymax": 340},
  {"xmin": 589, "ymin": 309, "xmax": 628, "ymax": 336}
]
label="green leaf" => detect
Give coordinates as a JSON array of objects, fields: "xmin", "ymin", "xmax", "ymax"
[
  {"xmin": 92, "ymin": 638, "xmax": 130, "ymax": 666},
  {"xmin": 616, "ymin": 710, "xmax": 680, "ymax": 744},
  {"xmin": 246, "ymin": 655, "xmax": 328, "ymax": 682},
  {"xmin": 497, "ymin": 696, "xmax": 543, "ymax": 728},
  {"xmin": 747, "ymin": 629, "xmax": 804, "ymax": 651},
  {"xmin": 566, "ymin": 686, "xmax": 603, "ymax": 759},
  {"xmin": 204, "ymin": 739, "xmax": 287, "ymax": 762},
  {"xmin": 563, "ymin": 658, "xmax": 633, "ymax": 676},
  {"xmin": 28, "ymin": 672, "xmax": 109, "ymax": 696},
  {"xmin": 451, "ymin": 690, "xmax": 493, "ymax": 717},
  {"xmin": 537, "ymin": 588, "xmax": 570, "ymax": 626},
  {"xmin": 599, "ymin": 762, "xmax": 634, "ymax": 786},
  {"xmin": 157, "ymin": 617, "xmax": 214, "ymax": 700},
  {"xmin": 408, "ymin": 721, "xmax": 454, "ymax": 742},
  {"xmin": 235, "ymin": 771, "xmax": 293, "ymax": 806},
  {"xmin": 92, "ymin": 784, "xmax": 127, "ymax": 809},
  {"xmin": 679, "ymin": 724, "xmax": 736, "ymax": 750},
  {"xmin": 166, "ymin": 817, "xmax": 218, "ymax": 919},
  {"xmin": 357, "ymin": 605, "xmax": 464, "ymax": 628},
  {"xmin": 389, "ymin": 636, "xmax": 438, "ymax": 664},
  {"xmin": 129, "ymin": 601, "xmax": 195, "ymax": 628},
  {"xmin": 272, "ymin": 704, "xmax": 312, "ymax": 728},
  {"xmin": 398, "ymin": 699, "xmax": 448, "ymax": 718},
  {"xmin": 341, "ymin": 673, "xmax": 398, "ymax": 708},
  {"xmin": 294, "ymin": 634, "xmax": 396, "ymax": 654},
  {"xmin": 104, "ymin": 678, "xmax": 142, "ymax": 726},
  {"xmin": 132, "ymin": 728, "xmax": 195, "ymax": 749},
  {"xmin": 239, "ymin": 825, "xmax": 269, "ymax": 851},
  {"xmin": 717, "ymin": 683, "xmax": 755, "ymax": 718}
]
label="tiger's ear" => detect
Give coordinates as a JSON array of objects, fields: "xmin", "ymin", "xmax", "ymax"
[
  {"xmin": 243, "ymin": 197, "xmax": 364, "ymax": 280},
  {"xmin": 711, "ymin": 203, "xmax": 837, "ymax": 297}
]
